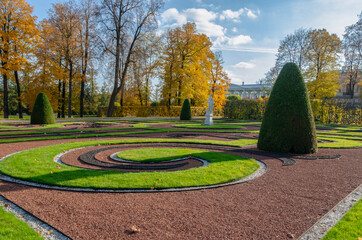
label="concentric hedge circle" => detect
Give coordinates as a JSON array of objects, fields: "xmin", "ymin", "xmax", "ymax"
[{"xmin": 0, "ymin": 140, "xmax": 260, "ymax": 189}]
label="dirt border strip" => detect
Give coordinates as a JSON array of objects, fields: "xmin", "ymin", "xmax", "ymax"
[
  {"xmin": 297, "ymin": 184, "xmax": 362, "ymax": 240},
  {"xmin": 0, "ymin": 194, "xmax": 71, "ymax": 240}
]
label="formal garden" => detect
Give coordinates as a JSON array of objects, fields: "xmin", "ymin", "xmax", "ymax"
[{"xmin": 0, "ymin": 63, "xmax": 360, "ymax": 240}]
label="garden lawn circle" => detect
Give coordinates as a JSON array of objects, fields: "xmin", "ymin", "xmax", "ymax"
[
  {"xmin": 173, "ymin": 123, "xmax": 247, "ymax": 129},
  {"xmin": 0, "ymin": 140, "xmax": 263, "ymax": 191}
]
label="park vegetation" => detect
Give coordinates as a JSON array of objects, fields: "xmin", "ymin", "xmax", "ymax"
[
  {"xmin": 0, "ymin": 0, "xmax": 230, "ymax": 119},
  {"xmin": 258, "ymin": 63, "xmax": 318, "ymax": 154},
  {"xmin": 264, "ymin": 13, "xmax": 361, "ymax": 100},
  {"xmin": 0, "ymin": 0, "xmax": 360, "ymax": 119}
]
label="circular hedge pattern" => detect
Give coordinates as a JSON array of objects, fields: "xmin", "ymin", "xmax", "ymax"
[{"xmin": 0, "ymin": 140, "xmax": 261, "ymax": 190}]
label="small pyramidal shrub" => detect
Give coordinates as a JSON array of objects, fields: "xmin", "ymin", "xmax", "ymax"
[
  {"xmin": 31, "ymin": 92, "xmax": 55, "ymax": 124},
  {"xmin": 180, "ymin": 99, "xmax": 192, "ymax": 120},
  {"xmin": 257, "ymin": 63, "xmax": 317, "ymax": 154}
]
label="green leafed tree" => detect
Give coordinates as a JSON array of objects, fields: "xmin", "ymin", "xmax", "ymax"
[{"xmin": 257, "ymin": 63, "xmax": 317, "ymax": 154}]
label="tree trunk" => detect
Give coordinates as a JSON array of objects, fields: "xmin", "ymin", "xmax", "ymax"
[
  {"xmin": 2, "ymin": 73, "xmax": 9, "ymax": 118},
  {"xmin": 14, "ymin": 71, "xmax": 23, "ymax": 119},
  {"xmin": 68, "ymin": 62, "xmax": 73, "ymax": 118},
  {"xmin": 58, "ymin": 80, "xmax": 61, "ymax": 118},
  {"xmin": 80, "ymin": 79, "xmax": 85, "ymax": 117},
  {"xmin": 62, "ymin": 80, "xmax": 66, "ymax": 118}
]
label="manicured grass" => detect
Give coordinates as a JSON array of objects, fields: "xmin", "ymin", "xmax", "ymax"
[
  {"xmin": 322, "ymin": 199, "xmax": 362, "ymax": 240},
  {"xmin": 318, "ymin": 135, "xmax": 362, "ymax": 148},
  {"xmin": 0, "ymin": 122, "xmax": 79, "ymax": 132},
  {"xmin": 0, "ymin": 139, "xmax": 259, "ymax": 189},
  {"xmin": 0, "ymin": 206, "xmax": 43, "ymax": 240},
  {"xmin": 173, "ymin": 123, "xmax": 246, "ymax": 129},
  {"xmin": 317, "ymin": 130, "xmax": 362, "ymax": 137},
  {"xmin": 117, "ymin": 148, "xmax": 205, "ymax": 162}
]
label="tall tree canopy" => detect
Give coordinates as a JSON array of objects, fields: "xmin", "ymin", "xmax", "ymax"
[
  {"xmin": 342, "ymin": 12, "xmax": 361, "ymax": 98},
  {"xmin": 160, "ymin": 23, "xmax": 229, "ymax": 108},
  {"xmin": 0, "ymin": 0, "xmax": 37, "ymax": 118},
  {"xmin": 265, "ymin": 28, "xmax": 342, "ymax": 99}
]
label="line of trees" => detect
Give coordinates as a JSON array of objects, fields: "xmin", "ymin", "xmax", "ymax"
[
  {"xmin": 264, "ymin": 12, "xmax": 361, "ymax": 99},
  {"xmin": 0, "ymin": 0, "xmax": 231, "ymax": 118}
]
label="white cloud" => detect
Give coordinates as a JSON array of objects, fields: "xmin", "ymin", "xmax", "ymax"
[
  {"xmin": 233, "ymin": 61, "xmax": 256, "ymax": 69},
  {"xmin": 245, "ymin": 8, "xmax": 258, "ymax": 19},
  {"xmin": 232, "ymin": 27, "xmax": 237, "ymax": 33},
  {"xmin": 160, "ymin": 8, "xmax": 187, "ymax": 28},
  {"xmin": 183, "ymin": 8, "xmax": 225, "ymax": 37},
  {"xmin": 220, "ymin": 9, "xmax": 244, "ymax": 21},
  {"xmin": 227, "ymin": 35, "xmax": 252, "ymax": 45},
  {"xmin": 159, "ymin": 8, "xmax": 225, "ymax": 37},
  {"xmin": 220, "ymin": 8, "xmax": 259, "ymax": 21}
]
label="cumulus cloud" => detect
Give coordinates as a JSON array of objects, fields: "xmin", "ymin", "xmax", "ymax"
[
  {"xmin": 245, "ymin": 8, "xmax": 259, "ymax": 19},
  {"xmin": 183, "ymin": 8, "xmax": 225, "ymax": 37},
  {"xmin": 160, "ymin": 8, "xmax": 225, "ymax": 37},
  {"xmin": 232, "ymin": 27, "xmax": 237, "ymax": 33},
  {"xmin": 220, "ymin": 9, "xmax": 244, "ymax": 21},
  {"xmin": 214, "ymin": 34, "xmax": 252, "ymax": 48},
  {"xmin": 219, "ymin": 8, "xmax": 259, "ymax": 21},
  {"xmin": 233, "ymin": 61, "xmax": 256, "ymax": 69},
  {"xmin": 160, "ymin": 8, "xmax": 187, "ymax": 28}
]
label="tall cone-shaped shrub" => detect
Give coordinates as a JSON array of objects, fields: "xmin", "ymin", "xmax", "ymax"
[
  {"xmin": 180, "ymin": 99, "xmax": 192, "ymax": 120},
  {"xmin": 257, "ymin": 63, "xmax": 317, "ymax": 154},
  {"xmin": 31, "ymin": 92, "xmax": 55, "ymax": 124}
]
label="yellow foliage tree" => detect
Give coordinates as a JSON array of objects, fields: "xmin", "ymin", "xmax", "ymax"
[
  {"xmin": 0, "ymin": 0, "xmax": 37, "ymax": 118},
  {"xmin": 209, "ymin": 52, "xmax": 230, "ymax": 108},
  {"xmin": 160, "ymin": 23, "xmax": 229, "ymax": 108},
  {"xmin": 307, "ymin": 71, "xmax": 340, "ymax": 99}
]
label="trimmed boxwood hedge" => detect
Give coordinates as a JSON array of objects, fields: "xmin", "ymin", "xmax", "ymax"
[
  {"xmin": 180, "ymin": 99, "xmax": 192, "ymax": 120},
  {"xmin": 30, "ymin": 92, "xmax": 55, "ymax": 124},
  {"xmin": 257, "ymin": 63, "xmax": 317, "ymax": 154}
]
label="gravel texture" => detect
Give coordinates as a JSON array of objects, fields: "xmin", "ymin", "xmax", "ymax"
[{"xmin": 0, "ymin": 138, "xmax": 361, "ymax": 239}]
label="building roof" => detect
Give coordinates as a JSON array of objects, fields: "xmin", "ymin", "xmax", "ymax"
[{"xmin": 229, "ymin": 83, "xmax": 272, "ymax": 91}]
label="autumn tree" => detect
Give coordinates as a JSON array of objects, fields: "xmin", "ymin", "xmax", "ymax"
[
  {"xmin": 342, "ymin": 12, "xmax": 361, "ymax": 98},
  {"xmin": 305, "ymin": 29, "xmax": 342, "ymax": 99},
  {"xmin": 129, "ymin": 32, "xmax": 162, "ymax": 106},
  {"xmin": 48, "ymin": 1, "xmax": 82, "ymax": 118},
  {"xmin": 160, "ymin": 23, "xmax": 229, "ymax": 108},
  {"xmin": 79, "ymin": 0, "xmax": 97, "ymax": 117},
  {"xmin": 22, "ymin": 20, "xmax": 62, "ymax": 112},
  {"xmin": 209, "ymin": 51, "xmax": 230, "ymax": 108},
  {"xmin": 97, "ymin": 0, "xmax": 163, "ymax": 117},
  {"xmin": 0, "ymin": 0, "xmax": 37, "ymax": 118},
  {"xmin": 267, "ymin": 28, "xmax": 342, "ymax": 99}
]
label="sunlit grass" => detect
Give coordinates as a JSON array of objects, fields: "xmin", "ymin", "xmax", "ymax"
[
  {"xmin": 0, "ymin": 206, "xmax": 43, "ymax": 240},
  {"xmin": 322, "ymin": 199, "xmax": 362, "ymax": 240}
]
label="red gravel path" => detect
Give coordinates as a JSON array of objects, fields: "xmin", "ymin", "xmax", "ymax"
[{"xmin": 0, "ymin": 138, "xmax": 361, "ymax": 239}]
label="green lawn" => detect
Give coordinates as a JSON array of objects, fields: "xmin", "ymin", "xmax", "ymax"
[
  {"xmin": 0, "ymin": 206, "xmax": 43, "ymax": 240},
  {"xmin": 117, "ymin": 148, "xmax": 207, "ymax": 162},
  {"xmin": 0, "ymin": 139, "xmax": 259, "ymax": 189},
  {"xmin": 0, "ymin": 122, "xmax": 80, "ymax": 132},
  {"xmin": 173, "ymin": 123, "xmax": 246, "ymax": 129},
  {"xmin": 318, "ymin": 135, "xmax": 362, "ymax": 148},
  {"xmin": 322, "ymin": 199, "xmax": 362, "ymax": 240}
]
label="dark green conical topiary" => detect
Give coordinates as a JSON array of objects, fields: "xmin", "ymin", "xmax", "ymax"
[
  {"xmin": 31, "ymin": 92, "xmax": 55, "ymax": 125},
  {"xmin": 257, "ymin": 63, "xmax": 317, "ymax": 154},
  {"xmin": 180, "ymin": 99, "xmax": 192, "ymax": 120}
]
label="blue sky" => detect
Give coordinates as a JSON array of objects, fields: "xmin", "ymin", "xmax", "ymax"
[{"xmin": 28, "ymin": 0, "xmax": 360, "ymax": 85}]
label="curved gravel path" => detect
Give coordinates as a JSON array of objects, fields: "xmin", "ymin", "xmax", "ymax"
[{"xmin": 0, "ymin": 138, "xmax": 361, "ymax": 239}]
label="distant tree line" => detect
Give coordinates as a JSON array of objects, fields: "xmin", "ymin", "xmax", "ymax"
[
  {"xmin": 263, "ymin": 13, "xmax": 361, "ymax": 100},
  {"xmin": 0, "ymin": 0, "xmax": 230, "ymax": 118}
]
